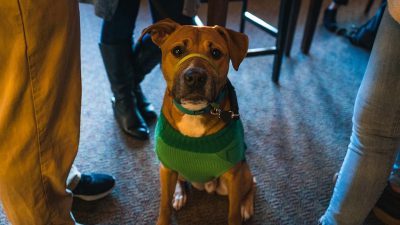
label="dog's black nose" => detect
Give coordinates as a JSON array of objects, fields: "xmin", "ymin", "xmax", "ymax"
[{"xmin": 183, "ymin": 69, "xmax": 207, "ymax": 88}]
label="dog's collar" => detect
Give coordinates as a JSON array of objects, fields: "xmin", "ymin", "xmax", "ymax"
[{"xmin": 173, "ymin": 86, "xmax": 227, "ymax": 115}]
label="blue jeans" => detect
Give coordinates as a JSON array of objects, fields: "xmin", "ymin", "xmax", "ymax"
[
  {"xmin": 320, "ymin": 10, "xmax": 400, "ymax": 225},
  {"xmin": 101, "ymin": 0, "xmax": 195, "ymax": 44}
]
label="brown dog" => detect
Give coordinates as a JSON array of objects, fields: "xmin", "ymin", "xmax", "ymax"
[{"xmin": 141, "ymin": 19, "xmax": 255, "ymax": 225}]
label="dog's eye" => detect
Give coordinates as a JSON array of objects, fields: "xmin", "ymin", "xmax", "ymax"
[
  {"xmin": 211, "ymin": 48, "xmax": 222, "ymax": 59},
  {"xmin": 172, "ymin": 46, "xmax": 185, "ymax": 57}
]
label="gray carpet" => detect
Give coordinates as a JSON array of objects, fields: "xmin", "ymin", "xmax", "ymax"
[{"xmin": 0, "ymin": 0, "xmax": 387, "ymax": 224}]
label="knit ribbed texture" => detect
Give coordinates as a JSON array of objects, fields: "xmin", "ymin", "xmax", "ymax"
[{"xmin": 155, "ymin": 113, "xmax": 246, "ymax": 183}]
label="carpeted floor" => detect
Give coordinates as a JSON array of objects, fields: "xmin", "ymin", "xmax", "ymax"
[{"xmin": 0, "ymin": 0, "xmax": 387, "ymax": 224}]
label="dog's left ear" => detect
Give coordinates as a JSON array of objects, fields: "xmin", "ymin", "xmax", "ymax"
[
  {"xmin": 140, "ymin": 19, "xmax": 181, "ymax": 47},
  {"xmin": 214, "ymin": 26, "xmax": 249, "ymax": 71}
]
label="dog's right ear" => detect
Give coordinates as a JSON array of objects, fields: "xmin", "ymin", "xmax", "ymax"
[{"xmin": 139, "ymin": 19, "xmax": 181, "ymax": 47}]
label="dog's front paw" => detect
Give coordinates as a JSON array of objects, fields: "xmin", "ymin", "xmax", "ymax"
[
  {"xmin": 172, "ymin": 191, "xmax": 187, "ymax": 210},
  {"xmin": 241, "ymin": 176, "xmax": 256, "ymax": 221},
  {"xmin": 172, "ymin": 181, "xmax": 187, "ymax": 210},
  {"xmin": 241, "ymin": 201, "xmax": 254, "ymax": 221}
]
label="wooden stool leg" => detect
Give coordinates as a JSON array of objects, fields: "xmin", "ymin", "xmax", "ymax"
[
  {"xmin": 240, "ymin": 0, "xmax": 248, "ymax": 33},
  {"xmin": 301, "ymin": 0, "xmax": 323, "ymax": 54},
  {"xmin": 285, "ymin": 0, "xmax": 302, "ymax": 57},
  {"xmin": 207, "ymin": 0, "xmax": 229, "ymax": 26},
  {"xmin": 272, "ymin": 0, "xmax": 292, "ymax": 83}
]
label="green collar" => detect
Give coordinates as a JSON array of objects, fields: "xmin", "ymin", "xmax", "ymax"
[{"xmin": 173, "ymin": 86, "xmax": 227, "ymax": 115}]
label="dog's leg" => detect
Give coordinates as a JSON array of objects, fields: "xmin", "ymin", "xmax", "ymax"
[
  {"xmin": 224, "ymin": 162, "xmax": 255, "ymax": 225},
  {"xmin": 240, "ymin": 164, "xmax": 256, "ymax": 221},
  {"xmin": 172, "ymin": 179, "xmax": 187, "ymax": 211},
  {"xmin": 225, "ymin": 164, "xmax": 244, "ymax": 225},
  {"xmin": 157, "ymin": 164, "xmax": 178, "ymax": 225}
]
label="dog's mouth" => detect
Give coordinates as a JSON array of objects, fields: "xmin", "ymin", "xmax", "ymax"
[
  {"xmin": 174, "ymin": 91, "xmax": 208, "ymax": 105},
  {"xmin": 172, "ymin": 73, "xmax": 215, "ymax": 105},
  {"xmin": 180, "ymin": 98, "xmax": 209, "ymax": 111},
  {"xmin": 173, "ymin": 82, "xmax": 214, "ymax": 101}
]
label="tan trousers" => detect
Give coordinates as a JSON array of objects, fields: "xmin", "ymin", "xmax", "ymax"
[{"xmin": 0, "ymin": 0, "xmax": 81, "ymax": 224}]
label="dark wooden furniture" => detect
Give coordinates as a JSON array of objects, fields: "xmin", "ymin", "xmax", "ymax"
[{"xmin": 207, "ymin": 0, "xmax": 294, "ymax": 83}]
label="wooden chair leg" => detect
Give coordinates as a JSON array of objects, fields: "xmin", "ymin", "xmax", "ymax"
[
  {"xmin": 301, "ymin": 0, "xmax": 323, "ymax": 54},
  {"xmin": 207, "ymin": 0, "xmax": 229, "ymax": 26},
  {"xmin": 272, "ymin": 0, "xmax": 292, "ymax": 83},
  {"xmin": 284, "ymin": 0, "xmax": 302, "ymax": 57},
  {"xmin": 239, "ymin": 0, "xmax": 248, "ymax": 33}
]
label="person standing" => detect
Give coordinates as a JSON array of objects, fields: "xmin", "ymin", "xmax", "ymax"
[
  {"xmin": 96, "ymin": 0, "xmax": 198, "ymax": 139},
  {"xmin": 319, "ymin": 1, "xmax": 400, "ymax": 224},
  {"xmin": 0, "ymin": 1, "xmax": 114, "ymax": 224}
]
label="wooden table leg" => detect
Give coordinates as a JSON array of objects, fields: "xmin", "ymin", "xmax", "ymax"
[
  {"xmin": 207, "ymin": 0, "xmax": 229, "ymax": 26},
  {"xmin": 301, "ymin": 0, "xmax": 323, "ymax": 54}
]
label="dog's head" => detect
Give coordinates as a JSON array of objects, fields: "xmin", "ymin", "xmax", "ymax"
[{"xmin": 141, "ymin": 19, "xmax": 248, "ymax": 109}]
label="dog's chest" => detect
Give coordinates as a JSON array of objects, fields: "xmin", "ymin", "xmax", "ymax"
[{"xmin": 176, "ymin": 115, "xmax": 206, "ymax": 137}]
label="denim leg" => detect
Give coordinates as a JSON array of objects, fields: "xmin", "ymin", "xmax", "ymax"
[
  {"xmin": 128, "ymin": 0, "xmax": 196, "ymax": 82},
  {"xmin": 320, "ymin": 10, "xmax": 400, "ymax": 225},
  {"xmin": 149, "ymin": 0, "xmax": 196, "ymax": 25},
  {"xmin": 333, "ymin": 0, "xmax": 349, "ymax": 5},
  {"xmin": 100, "ymin": 0, "xmax": 140, "ymax": 44}
]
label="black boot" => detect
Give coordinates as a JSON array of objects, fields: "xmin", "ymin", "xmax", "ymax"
[
  {"xmin": 323, "ymin": 8, "xmax": 338, "ymax": 32},
  {"xmin": 132, "ymin": 85, "xmax": 157, "ymax": 122},
  {"xmin": 99, "ymin": 43, "xmax": 149, "ymax": 140},
  {"xmin": 132, "ymin": 34, "xmax": 162, "ymax": 78},
  {"xmin": 131, "ymin": 34, "xmax": 160, "ymax": 122}
]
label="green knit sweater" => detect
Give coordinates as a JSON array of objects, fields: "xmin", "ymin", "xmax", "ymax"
[{"xmin": 155, "ymin": 112, "xmax": 246, "ymax": 183}]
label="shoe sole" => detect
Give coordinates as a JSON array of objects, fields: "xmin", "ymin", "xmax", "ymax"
[
  {"xmin": 373, "ymin": 207, "xmax": 400, "ymax": 225},
  {"xmin": 73, "ymin": 184, "xmax": 115, "ymax": 201}
]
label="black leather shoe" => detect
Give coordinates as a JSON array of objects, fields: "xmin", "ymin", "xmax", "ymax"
[
  {"xmin": 323, "ymin": 8, "xmax": 338, "ymax": 32},
  {"xmin": 132, "ymin": 85, "xmax": 157, "ymax": 122},
  {"xmin": 112, "ymin": 96, "xmax": 150, "ymax": 140},
  {"xmin": 72, "ymin": 173, "xmax": 116, "ymax": 201}
]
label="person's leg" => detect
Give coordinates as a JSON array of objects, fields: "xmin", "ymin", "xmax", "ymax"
[
  {"xmin": 100, "ymin": 0, "xmax": 140, "ymax": 45},
  {"xmin": 149, "ymin": 0, "xmax": 196, "ymax": 25},
  {"xmin": 320, "ymin": 10, "xmax": 400, "ymax": 225},
  {"xmin": 323, "ymin": 0, "xmax": 349, "ymax": 32},
  {"xmin": 99, "ymin": 0, "xmax": 153, "ymax": 139},
  {"xmin": 0, "ymin": 0, "xmax": 81, "ymax": 224},
  {"xmin": 129, "ymin": 0, "xmax": 197, "ymax": 112},
  {"xmin": 332, "ymin": 0, "xmax": 349, "ymax": 7}
]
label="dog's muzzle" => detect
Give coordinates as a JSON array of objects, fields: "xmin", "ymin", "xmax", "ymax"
[
  {"xmin": 173, "ymin": 53, "xmax": 219, "ymax": 102},
  {"xmin": 174, "ymin": 53, "xmax": 218, "ymax": 76},
  {"xmin": 175, "ymin": 54, "xmax": 218, "ymax": 88}
]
